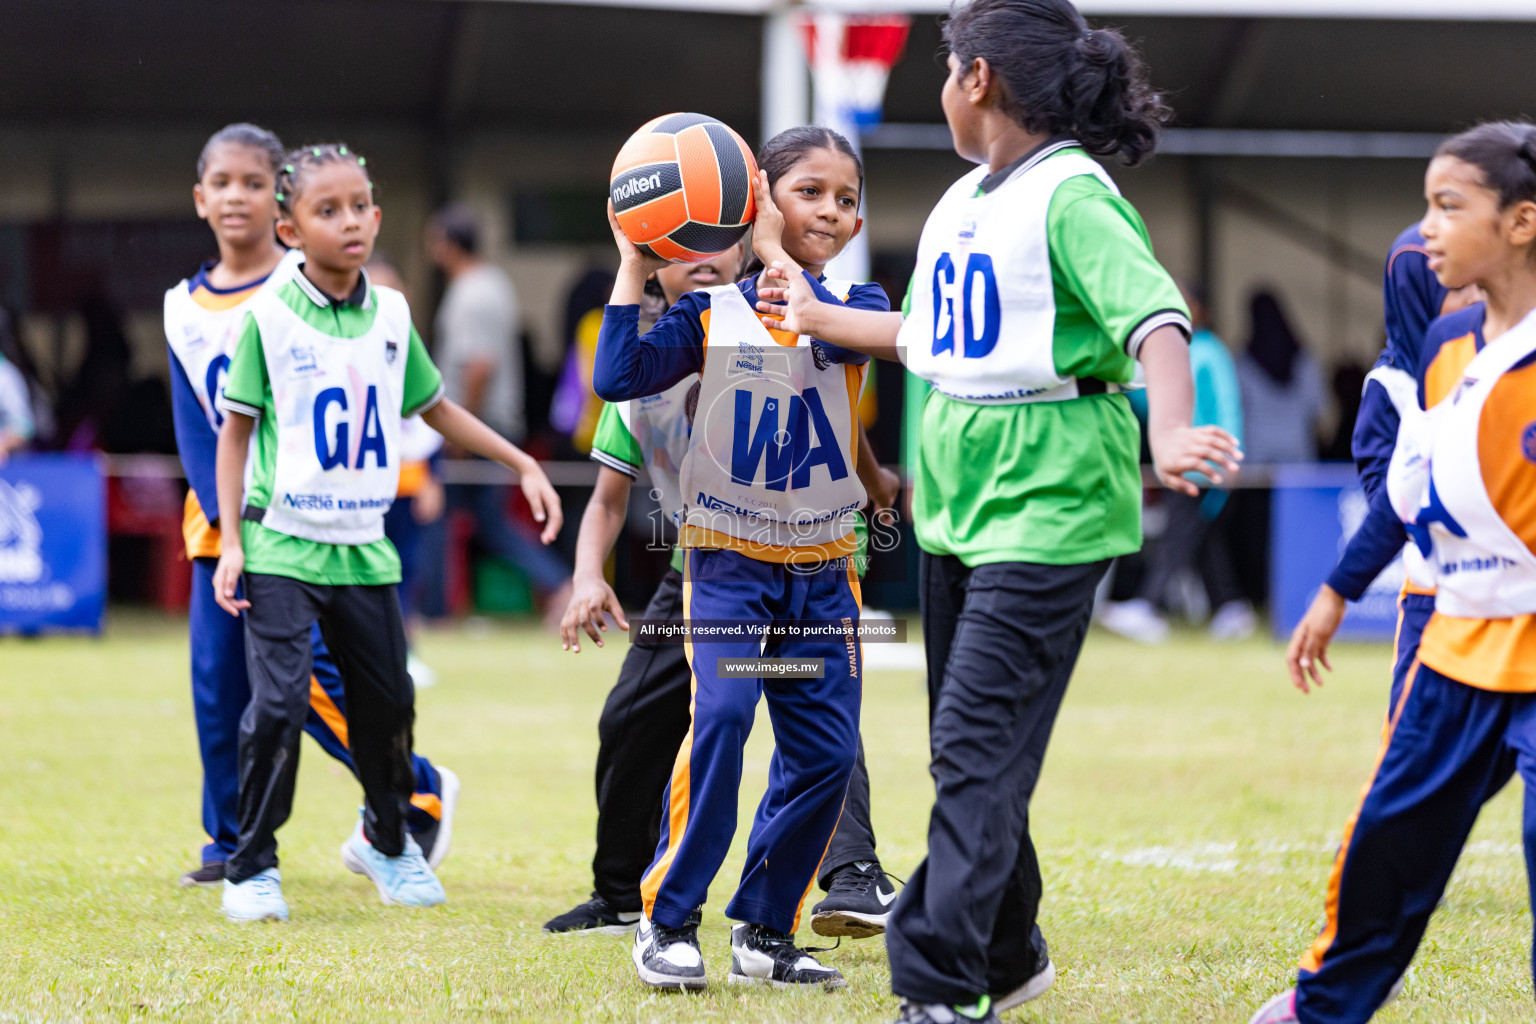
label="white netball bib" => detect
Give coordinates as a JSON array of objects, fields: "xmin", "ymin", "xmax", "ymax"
[
  {"xmin": 899, "ymin": 145, "xmax": 1123, "ymax": 404},
  {"xmin": 1363, "ymin": 363, "xmax": 1435, "ymax": 591},
  {"xmin": 1389, "ymin": 314, "xmax": 1536, "ymax": 617},
  {"xmin": 620, "ymin": 374, "xmax": 695, "ymax": 527},
  {"xmin": 164, "ymin": 249, "xmax": 302, "ymax": 429},
  {"xmin": 680, "ymin": 283, "xmax": 866, "ymax": 550},
  {"xmin": 247, "ymin": 284, "xmax": 414, "ymax": 545}
]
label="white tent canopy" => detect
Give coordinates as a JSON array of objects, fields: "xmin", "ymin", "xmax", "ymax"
[{"xmin": 472, "ymin": 0, "xmax": 1536, "ymax": 20}]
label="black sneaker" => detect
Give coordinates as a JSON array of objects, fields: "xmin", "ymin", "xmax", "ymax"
[
  {"xmin": 993, "ymin": 953, "xmax": 1054, "ymax": 1011},
  {"xmin": 728, "ymin": 922, "xmax": 844, "ymax": 989},
  {"xmin": 632, "ymin": 912, "xmax": 706, "ymax": 990},
  {"xmin": 544, "ymin": 894, "xmax": 642, "ymax": 936},
  {"xmin": 892, "ymin": 997, "xmax": 1000, "ymax": 1024},
  {"xmin": 811, "ymin": 860, "xmax": 898, "ymax": 938},
  {"xmin": 178, "ymin": 861, "xmax": 224, "ymax": 888}
]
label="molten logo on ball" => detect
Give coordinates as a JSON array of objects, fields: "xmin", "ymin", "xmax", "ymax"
[{"xmin": 612, "ymin": 171, "xmax": 664, "ymax": 205}]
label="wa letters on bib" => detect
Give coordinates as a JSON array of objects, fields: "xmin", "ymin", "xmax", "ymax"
[{"xmin": 681, "ymin": 283, "xmax": 866, "ymax": 553}]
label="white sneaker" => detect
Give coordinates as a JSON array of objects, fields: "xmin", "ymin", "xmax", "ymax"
[
  {"xmin": 340, "ymin": 828, "xmax": 446, "ymax": 907},
  {"xmin": 1097, "ymin": 599, "xmax": 1170, "ymax": 644},
  {"xmin": 994, "ymin": 957, "xmax": 1054, "ymax": 1011},
  {"xmin": 222, "ymin": 868, "xmax": 289, "ymax": 922},
  {"xmin": 1209, "ymin": 600, "xmax": 1257, "ymax": 641},
  {"xmin": 632, "ymin": 913, "xmax": 707, "ymax": 990},
  {"xmin": 407, "ymin": 652, "xmax": 437, "ymax": 689},
  {"xmin": 426, "ymin": 766, "xmax": 460, "ymax": 870}
]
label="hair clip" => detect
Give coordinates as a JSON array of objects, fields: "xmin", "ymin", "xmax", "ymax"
[
  {"xmin": 339, "ymin": 145, "xmax": 348, "ymax": 155},
  {"xmin": 357, "ymin": 157, "xmax": 367, "ymax": 167},
  {"xmin": 284, "ymin": 164, "xmax": 294, "ymax": 174},
  {"xmin": 275, "ymin": 191, "xmax": 286, "ymax": 201},
  {"xmin": 312, "ymin": 147, "xmax": 321, "ymax": 157}
]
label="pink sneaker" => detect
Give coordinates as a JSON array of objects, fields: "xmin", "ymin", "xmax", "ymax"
[{"xmin": 1247, "ymin": 989, "xmax": 1297, "ymax": 1024}]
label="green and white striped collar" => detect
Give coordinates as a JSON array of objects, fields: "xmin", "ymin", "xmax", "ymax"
[{"xmin": 290, "ymin": 264, "xmax": 374, "ymax": 312}]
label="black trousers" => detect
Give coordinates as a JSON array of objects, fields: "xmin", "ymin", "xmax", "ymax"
[
  {"xmin": 591, "ymin": 567, "xmax": 878, "ymax": 912},
  {"xmin": 887, "ymin": 553, "xmax": 1108, "ymax": 1005},
  {"xmin": 228, "ymin": 573, "xmax": 415, "ymax": 884}
]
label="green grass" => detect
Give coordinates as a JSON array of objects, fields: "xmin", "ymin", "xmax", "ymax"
[{"xmin": 0, "ymin": 613, "xmax": 1529, "ymax": 1022}]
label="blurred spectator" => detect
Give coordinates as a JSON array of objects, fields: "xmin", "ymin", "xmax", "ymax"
[
  {"xmin": 0, "ymin": 307, "xmax": 41, "ymax": 462},
  {"xmin": 1321, "ymin": 361, "xmax": 1368, "ymax": 462},
  {"xmin": 549, "ymin": 266, "xmax": 615, "ymax": 455},
  {"xmin": 425, "ymin": 205, "xmax": 571, "ymax": 624},
  {"xmin": 426, "ymin": 205, "xmax": 524, "ymax": 444},
  {"xmin": 1228, "ymin": 291, "xmax": 1324, "ymax": 610},
  {"xmin": 1235, "ymin": 291, "xmax": 1324, "ymax": 464},
  {"xmin": 1100, "ymin": 285, "xmax": 1254, "ymax": 643},
  {"xmin": 55, "ymin": 292, "xmax": 174, "ymax": 454}
]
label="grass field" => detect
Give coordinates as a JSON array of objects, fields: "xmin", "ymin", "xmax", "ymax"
[{"xmin": 0, "ymin": 612, "xmax": 1530, "ymax": 1023}]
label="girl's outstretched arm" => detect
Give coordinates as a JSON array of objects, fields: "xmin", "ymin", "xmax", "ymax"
[
  {"xmin": 421, "ymin": 398, "xmax": 564, "ymax": 544},
  {"xmin": 754, "ymin": 262, "xmax": 904, "ymax": 361},
  {"xmin": 1140, "ymin": 326, "xmax": 1243, "ymax": 497},
  {"xmin": 560, "ymin": 466, "xmax": 632, "ymax": 653}
]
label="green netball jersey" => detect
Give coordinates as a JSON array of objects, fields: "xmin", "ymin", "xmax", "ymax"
[
  {"xmin": 906, "ymin": 154, "xmax": 1188, "ymax": 567},
  {"xmin": 222, "ymin": 274, "xmax": 443, "ymax": 586}
]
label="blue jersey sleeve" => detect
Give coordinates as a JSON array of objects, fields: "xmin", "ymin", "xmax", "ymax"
[
  {"xmin": 168, "ymin": 343, "xmax": 221, "ymax": 525},
  {"xmin": 1325, "ymin": 486, "xmax": 1409, "ymax": 602},
  {"xmin": 592, "ymin": 291, "xmax": 708, "ymax": 402},
  {"xmin": 1350, "ymin": 379, "xmax": 1400, "ymax": 502},
  {"xmin": 1381, "ymin": 226, "xmax": 1445, "ymax": 378}
]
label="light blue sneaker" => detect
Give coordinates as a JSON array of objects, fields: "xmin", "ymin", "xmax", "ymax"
[
  {"xmin": 340, "ymin": 824, "xmax": 445, "ymax": 908},
  {"xmin": 221, "ymin": 868, "xmax": 289, "ymax": 922}
]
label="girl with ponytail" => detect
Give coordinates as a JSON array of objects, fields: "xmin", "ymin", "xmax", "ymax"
[
  {"xmin": 754, "ymin": 1, "xmax": 1239, "ymax": 1020},
  {"xmin": 1251, "ymin": 120, "xmax": 1536, "ymax": 1024}
]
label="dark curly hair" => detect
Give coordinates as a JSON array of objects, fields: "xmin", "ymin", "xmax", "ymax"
[{"xmin": 944, "ymin": 0, "xmax": 1171, "ymax": 167}]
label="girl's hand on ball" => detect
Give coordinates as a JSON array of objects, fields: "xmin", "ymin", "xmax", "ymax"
[
  {"xmin": 607, "ymin": 202, "xmax": 668, "ymax": 276},
  {"xmin": 749, "ymin": 172, "xmax": 792, "ymax": 269},
  {"xmin": 1149, "ymin": 425, "xmax": 1242, "ymax": 497}
]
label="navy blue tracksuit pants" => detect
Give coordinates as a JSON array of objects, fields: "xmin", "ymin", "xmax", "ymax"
[
  {"xmin": 640, "ymin": 547, "xmax": 862, "ymax": 936},
  {"xmin": 1295, "ymin": 655, "xmax": 1536, "ymax": 1024},
  {"xmin": 190, "ymin": 558, "xmax": 441, "ymax": 865}
]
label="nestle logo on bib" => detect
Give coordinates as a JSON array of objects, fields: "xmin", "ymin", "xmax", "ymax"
[
  {"xmin": 612, "ymin": 172, "xmax": 663, "ymax": 204},
  {"xmin": 1522, "ymin": 422, "xmax": 1536, "ymax": 465}
]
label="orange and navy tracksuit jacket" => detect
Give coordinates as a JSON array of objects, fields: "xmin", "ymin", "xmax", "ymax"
[{"xmin": 1293, "ymin": 302, "xmax": 1536, "ymax": 1024}]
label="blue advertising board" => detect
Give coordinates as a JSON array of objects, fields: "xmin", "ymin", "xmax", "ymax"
[
  {"xmin": 0, "ymin": 453, "xmax": 106, "ymax": 633},
  {"xmin": 1270, "ymin": 465, "xmax": 1402, "ymax": 641}
]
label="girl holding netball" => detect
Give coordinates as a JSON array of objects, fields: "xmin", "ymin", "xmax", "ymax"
[
  {"xmin": 210, "ymin": 142, "xmax": 561, "ymax": 922},
  {"xmin": 1251, "ymin": 121, "xmax": 1536, "ymax": 1024},
  {"xmin": 595, "ymin": 125, "xmax": 887, "ymax": 991},
  {"xmin": 755, "ymin": 1, "xmax": 1239, "ymax": 1020}
]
